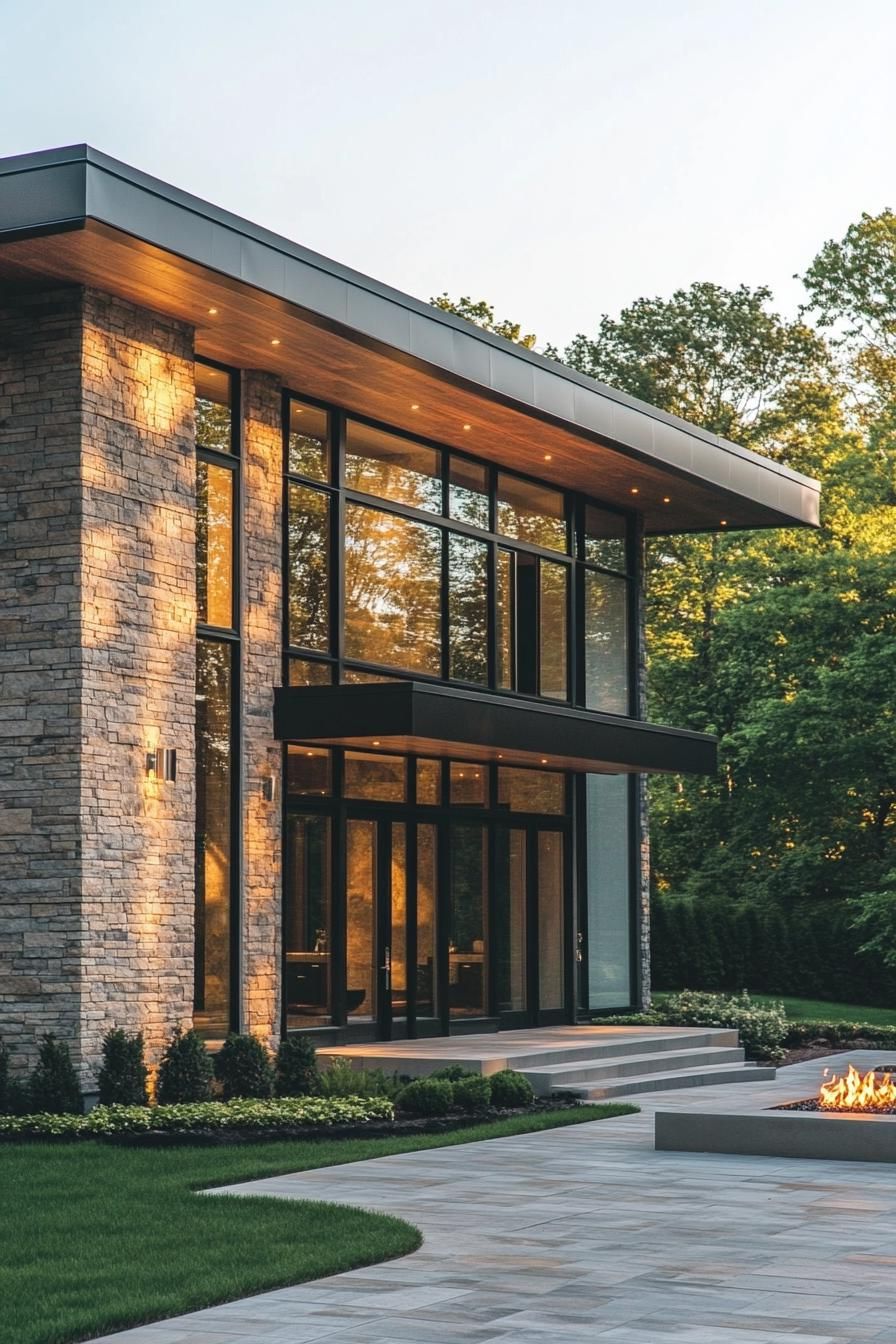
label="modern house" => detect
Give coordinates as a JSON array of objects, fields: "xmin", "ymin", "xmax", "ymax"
[{"xmin": 0, "ymin": 146, "xmax": 820, "ymax": 1086}]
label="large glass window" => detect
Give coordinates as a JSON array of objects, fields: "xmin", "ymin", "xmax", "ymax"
[
  {"xmin": 345, "ymin": 420, "xmax": 441, "ymax": 512},
  {"xmin": 197, "ymin": 461, "xmax": 234, "ymax": 629},
  {"xmin": 196, "ymin": 363, "xmax": 234, "ymax": 455},
  {"xmin": 584, "ymin": 504, "xmax": 628, "ymax": 572},
  {"xmin": 288, "ymin": 398, "xmax": 329, "ymax": 482},
  {"xmin": 194, "ymin": 361, "xmax": 238, "ymax": 1040},
  {"xmin": 448, "ymin": 533, "xmax": 488, "ymax": 684},
  {"xmin": 281, "ymin": 395, "xmax": 635, "ymax": 713},
  {"xmin": 539, "ymin": 560, "xmax": 568, "ymax": 699},
  {"xmin": 449, "ymin": 824, "xmax": 488, "ymax": 1018},
  {"xmin": 449, "ymin": 455, "xmax": 489, "ymax": 528},
  {"xmin": 585, "ymin": 774, "xmax": 632, "ymax": 1010},
  {"xmin": 416, "ymin": 824, "xmax": 438, "ymax": 1018},
  {"xmin": 194, "ymin": 639, "xmax": 233, "ymax": 1036},
  {"xmin": 344, "ymin": 751, "xmax": 407, "ymax": 802},
  {"xmin": 498, "ymin": 767, "xmax": 565, "ymax": 814},
  {"xmin": 497, "ymin": 473, "xmax": 567, "ymax": 553},
  {"xmin": 285, "ymin": 814, "xmax": 332, "ymax": 1027},
  {"xmin": 287, "ymin": 483, "xmax": 329, "ymax": 651},
  {"xmin": 344, "ymin": 502, "xmax": 441, "ymax": 674},
  {"xmin": 584, "ymin": 570, "xmax": 629, "ymax": 714}
]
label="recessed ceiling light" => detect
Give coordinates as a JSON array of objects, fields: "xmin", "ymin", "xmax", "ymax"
[
  {"xmin": 372, "ymin": 740, "xmax": 381, "ymax": 746},
  {"xmin": 544, "ymin": 453, "xmax": 552, "ymax": 461},
  {"xmin": 630, "ymin": 487, "xmax": 639, "ymax": 495},
  {"xmin": 207, "ymin": 307, "xmax": 218, "ymax": 316},
  {"xmin": 462, "ymin": 423, "xmax": 472, "ymax": 431},
  {"xmin": 663, "ymin": 496, "xmax": 671, "ymax": 504},
  {"xmin": 541, "ymin": 758, "xmax": 548, "ymax": 765},
  {"xmin": 271, "ymin": 338, "xmax": 281, "ymax": 346},
  {"xmin": 411, "ymin": 403, "xmax": 420, "ymax": 410}
]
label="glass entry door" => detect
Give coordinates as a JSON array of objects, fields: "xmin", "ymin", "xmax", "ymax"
[
  {"xmin": 345, "ymin": 815, "xmax": 415, "ymax": 1039},
  {"xmin": 495, "ymin": 823, "xmax": 568, "ymax": 1027}
]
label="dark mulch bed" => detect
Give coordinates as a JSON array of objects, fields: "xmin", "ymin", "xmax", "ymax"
[
  {"xmin": 780, "ymin": 1042, "xmax": 893, "ymax": 1066},
  {"xmin": 3, "ymin": 1096, "xmax": 580, "ymax": 1147}
]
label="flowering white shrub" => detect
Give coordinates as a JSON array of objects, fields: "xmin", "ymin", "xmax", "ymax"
[
  {"xmin": 663, "ymin": 990, "xmax": 787, "ymax": 1062},
  {"xmin": 0, "ymin": 1093, "xmax": 394, "ymax": 1139}
]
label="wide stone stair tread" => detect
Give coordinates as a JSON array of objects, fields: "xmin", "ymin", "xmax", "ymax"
[
  {"xmin": 553, "ymin": 1061, "xmax": 778, "ymax": 1099},
  {"xmin": 520, "ymin": 1044, "xmax": 748, "ymax": 1088}
]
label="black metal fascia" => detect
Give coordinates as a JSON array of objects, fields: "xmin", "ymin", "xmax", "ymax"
[{"xmin": 272, "ymin": 681, "xmax": 717, "ymax": 776}]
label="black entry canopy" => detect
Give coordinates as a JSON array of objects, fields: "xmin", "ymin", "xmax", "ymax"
[{"xmin": 273, "ymin": 681, "xmax": 717, "ymax": 776}]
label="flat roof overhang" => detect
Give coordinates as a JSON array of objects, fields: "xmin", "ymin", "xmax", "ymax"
[
  {"xmin": 0, "ymin": 144, "xmax": 820, "ymax": 535},
  {"xmin": 273, "ymin": 682, "xmax": 717, "ymax": 776}
]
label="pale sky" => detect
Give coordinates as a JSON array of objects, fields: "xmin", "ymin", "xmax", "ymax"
[{"xmin": 2, "ymin": 0, "xmax": 893, "ymax": 349}]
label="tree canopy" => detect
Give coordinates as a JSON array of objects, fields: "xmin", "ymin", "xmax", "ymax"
[{"xmin": 436, "ymin": 217, "xmax": 896, "ymax": 953}]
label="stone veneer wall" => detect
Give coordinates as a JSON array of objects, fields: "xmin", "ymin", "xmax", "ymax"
[
  {"xmin": 0, "ymin": 287, "xmax": 85, "ymax": 1068},
  {"xmin": 240, "ymin": 372, "xmax": 283, "ymax": 1044},
  {"xmin": 0, "ymin": 284, "xmax": 197, "ymax": 1084}
]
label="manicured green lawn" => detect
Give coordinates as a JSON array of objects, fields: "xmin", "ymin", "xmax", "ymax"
[
  {"xmin": 0, "ymin": 1104, "xmax": 635, "ymax": 1344},
  {"xmin": 656, "ymin": 991, "xmax": 896, "ymax": 1026}
]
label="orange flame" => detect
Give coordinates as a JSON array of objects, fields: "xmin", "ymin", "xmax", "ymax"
[{"xmin": 818, "ymin": 1063, "xmax": 896, "ymax": 1111}]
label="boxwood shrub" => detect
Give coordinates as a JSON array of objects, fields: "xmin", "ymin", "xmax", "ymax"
[
  {"xmin": 29, "ymin": 1034, "xmax": 81, "ymax": 1114},
  {"xmin": 156, "ymin": 1028, "xmax": 214, "ymax": 1103},
  {"xmin": 395, "ymin": 1077, "xmax": 454, "ymax": 1117},
  {"xmin": 275, "ymin": 1034, "xmax": 320, "ymax": 1096},
  {"xmin": 214, "ymin": 1033, "xmax": 275, "ymax": 1100},
  {"xmin": 489, "ymin": 1069, "xmax": 535, "ymax": 1108},
  {"xmin": 97, "ymin": 1029, "xmax": 149, "ymax": 1106},
  {"xmin": 451, "ymin": 1074, "xmax": 492, "ymax": 1111}
]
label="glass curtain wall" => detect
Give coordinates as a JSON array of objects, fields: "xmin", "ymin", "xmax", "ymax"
[
  {"xmin": 283, "ymin": 397, "xmax": 633, "ymax": 711},
  {"xmin": 584, "ymin": 774, "xmax": 633, "ymax": 1010},
  {"xmin": 194, "ymin": 361, "xmax": 239, "ymax": 1038}
]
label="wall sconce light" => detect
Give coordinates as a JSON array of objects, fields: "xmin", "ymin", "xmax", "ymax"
[
  {"xmin": 145, "ymin": 748, "xmax": 177, "ymax": 782},
  {"xmin": 261, "ymin": 773, "xmax": 278, "ymax": 803}
]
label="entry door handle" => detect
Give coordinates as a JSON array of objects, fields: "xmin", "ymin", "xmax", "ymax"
[
  {"xmin": 382, "ymin": 945, "xmax": 392, "ymax": 990},
  {"xmin": 576, "ymin": 931, "xmax": 583, "ymax": 964}
]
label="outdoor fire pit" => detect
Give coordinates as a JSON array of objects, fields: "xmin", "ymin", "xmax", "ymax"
[{"xmin": 655, "ymin": 1057, "xmax": 896, "ymax": 1163}]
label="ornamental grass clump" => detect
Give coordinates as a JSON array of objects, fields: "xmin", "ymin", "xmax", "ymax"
[
  {"xmin": 214, "ymin": 1033, "xmax": 275, "ymax": 1100},
  {"xmin": 663, "ymin": 989, "xmax": 787, "ymax": 1063},
  {"xmin": 155, "ymin": 1028, "xmax": 214, "ymax": 1104},
  {"xmin": 29, "ymin": 1034, "xmax": 81, "ymax": 1115},
  {"xmin": 97, "ymin": 1029, "xmax": 149, "ymax": 1107},
  {"xmin": 317, "ymin": 1057, "xmax": 401, "ymax": 1099}
]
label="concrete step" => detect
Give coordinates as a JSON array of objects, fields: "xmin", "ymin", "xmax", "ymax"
[
  {"xmin": 553, "ymin": 1062, "xmax": 778, "ymax": 1100},
  {"xmin": 485, "ymin": 1029, "xmax": 740, "ymax": 1072},
  {"xmin": 521, "ymin": 1045, "xmax": 747, "ymax": 1092}
]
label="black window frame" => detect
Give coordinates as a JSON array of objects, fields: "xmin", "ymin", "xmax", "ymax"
[{"xmin": 194, "ymin": 357, "xmax": 242, "ymax": 1038}]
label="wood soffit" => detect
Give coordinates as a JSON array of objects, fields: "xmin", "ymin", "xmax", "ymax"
[{"xmin": 0, "ymin": 212, "xmax": 818, "ymax": 535}]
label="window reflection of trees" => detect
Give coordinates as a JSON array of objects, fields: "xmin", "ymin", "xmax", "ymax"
[
  {"xmin": 448, "ymin": 534, "xmax": 488, "ymax": 684},
  {"xmin": 344, "ymin": 503, "xmax": 441, "ymax": 673},
  {"xmin": 288, "ymin": 484, "xmax": 329, "ymax": 650}
]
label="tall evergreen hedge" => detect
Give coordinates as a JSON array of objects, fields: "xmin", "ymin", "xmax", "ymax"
[{"xmin": 651, "ymin": 894, "xmax": 896, "ymax": 1006}]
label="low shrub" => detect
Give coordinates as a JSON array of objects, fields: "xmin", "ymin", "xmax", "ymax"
[
  {"xmin": 0, "ymin": 1093, "xmax": 395, "ymax": 1140},
  {"xmin": 156, "ymin": 1028, "xmax": 214, "ymax": 1104},
  {"xmin": 97, "ymin": 1029, "xmax": 149, "ymax": 1107},
  {"xmin": 318, "ymin": 1057, "xmax": 401, "ymax": 1099},
  {"xmin": 395, "ymin": 1076, "xmax": 454, "ymax": 1117},
  {"xmin": 29, "ymin": 1035, "xmax": 81, "ymax": 1114},
  {"xmin": 489, "ymin": 1069, "xmax": 535, "ymax": 1109},
  {"xmin": 275, "ymin": 1034, "xmax": 320, "ymax": 1097},
  {"xmin": 214, "ymin": 1033, "xmax": 275, "ymax": 1100},
  {"xmin": 430, "ymin": 1064, "xmax": 472, "ymax": 1082},
  {"xmin": 662, "ymin": 989, "xmax": 787, "ymax": 1063},
  {"xmin": 784, "ymin": 1020, "xmax": 896, "ymax": 1048},
  {"xmin": 451, "ymin": 1073, "xmax": 492, "ymax": 1111}
]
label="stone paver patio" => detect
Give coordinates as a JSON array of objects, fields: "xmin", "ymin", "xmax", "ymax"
[{"xmin": 93, "ymin": 1053, "xmax": 896, "ymax": 1343}]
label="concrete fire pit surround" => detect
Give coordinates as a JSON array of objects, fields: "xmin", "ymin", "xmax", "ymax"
[{"xmin": 656, "ymin": 1049, "xmax": 896, "ymax": 1163}]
